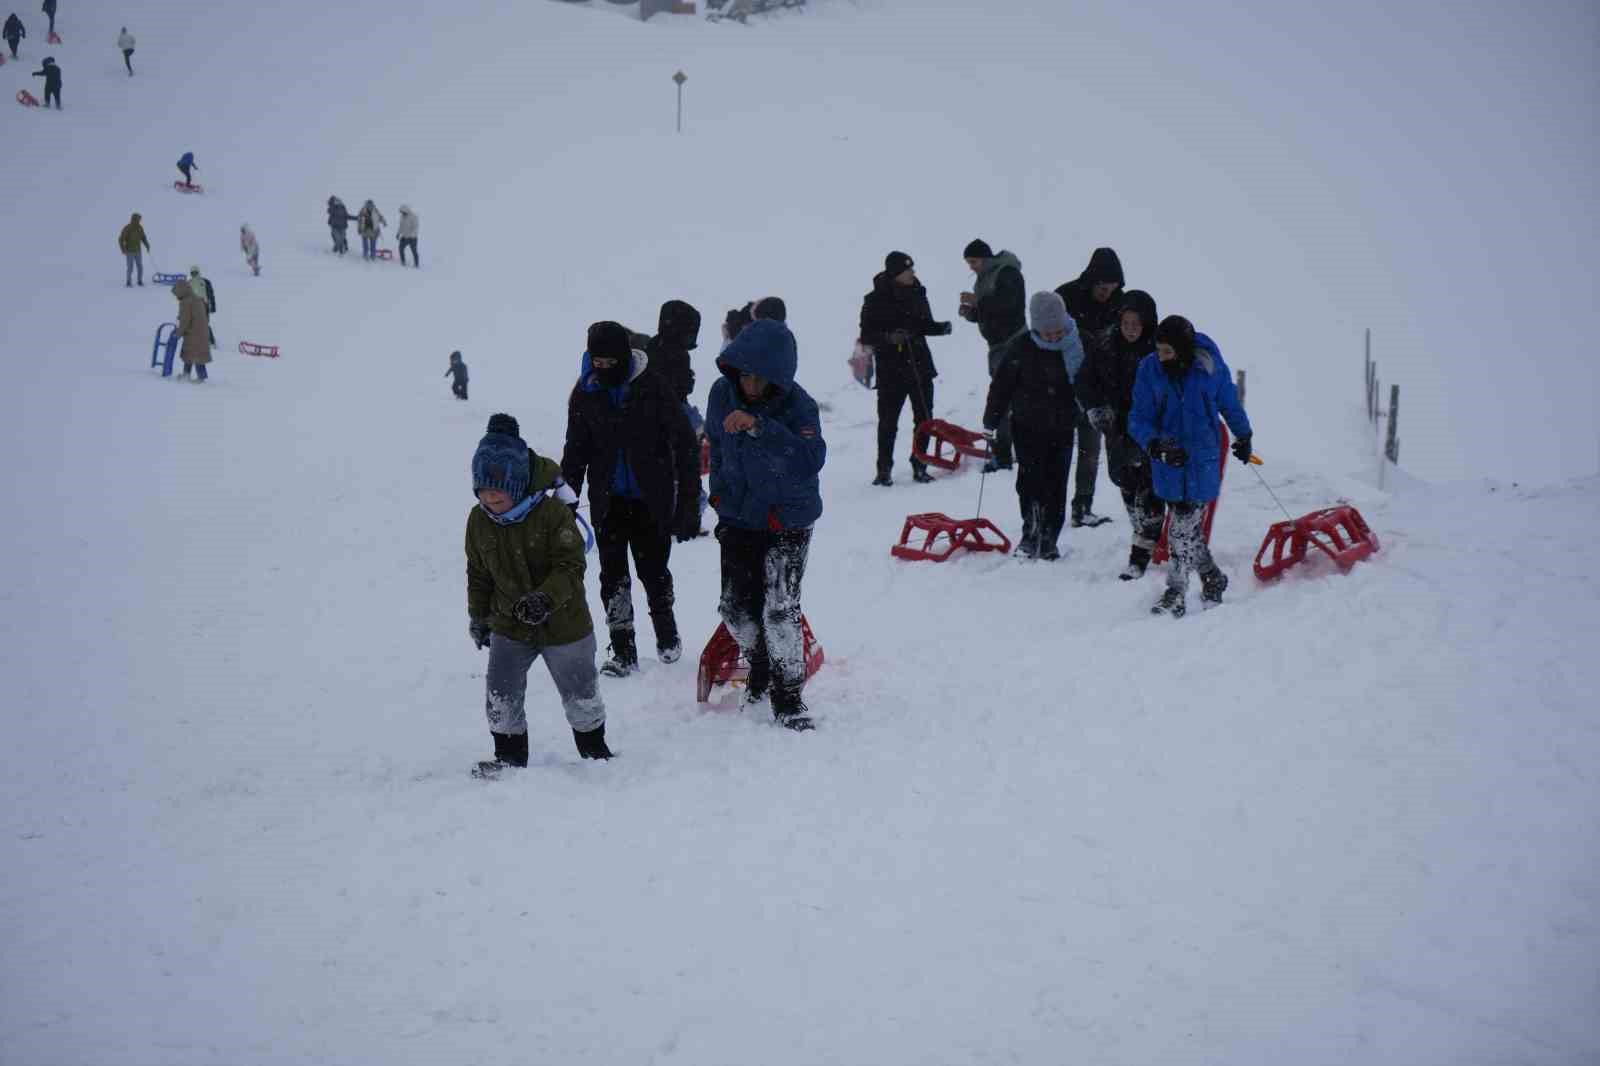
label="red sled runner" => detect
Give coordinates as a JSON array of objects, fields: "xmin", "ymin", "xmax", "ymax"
[
  {"xmin": 1253, "ymin": 505, "xmax": 1379, "ymax": 582},
  {"xmin": 891, "ymin": 512, "xmax": 1011, "ymax": 562},
  {"xmin": 16, "ymin": 89, "xmax": 40, "ymax": 107},
  {"xmin": 238, "ymin": 341, "xmax": 280, "ymax": 358},
  {"xmin": 911, "ymin": 419, "xmax": 993, "ymax": 473},
  {"xmin": 696, "ymin": 617, "xmax": 825, "ymax": 703},
  {"xmin": 173, "ymin": 181, "xmax": 204, "ymax": 194}
]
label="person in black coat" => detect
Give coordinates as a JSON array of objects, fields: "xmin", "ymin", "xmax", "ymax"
[
  {"xmin": 32, "ymin": 55, "xmax": 61, "ymax": 108},
  {"xmin": 40, "ymin": 0, "xmax": 53, "ymax": 36},
  {"xmin": 325, "ymin": 196, "xmax": 351, "ymax": 254},
  {"xmin": 562, "ymin": 321, "xmax": 701, "ymax": 676},
  {"xmin": 645, "ymin": 299, "xmax": 699, "ymax": 405},
  {"xmin": 859, "ymin": 251, "xmax": 951, "ymax": 485},
  {"xmin": 1077, "ymin": 289, "xmax": 1165, "ymax": 579},
  {"xmin": 959, "ymin": 238, "xmax": 1026, "ymax": 470},
  {"xmin": 1055, "ymin": 247, "xmax": 1127, "ymax": 527},
  {"xmin": 983, "ymin": 292, "xmax": 1079, "ymax": 560},
  {"xmin": 3, "ymin": 13, "xmax": 23, "ymax": 57}
]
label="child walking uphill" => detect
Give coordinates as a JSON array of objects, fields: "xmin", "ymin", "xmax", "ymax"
[
  {"xmin": 445, "ymin": 351, "xmax": 468, "ymax": 400},
  {"xmin": 465, "ymin": 414, "xmax": 611, "ymax": 775}
]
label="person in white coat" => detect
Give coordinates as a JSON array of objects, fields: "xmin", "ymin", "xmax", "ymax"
[
  {"xmin": 240, "ymin": 224, "xmax": 260, "ymax": 276},
  {"xmin": 117, "ymin": 26, "xmax": 134, "ymax": 75},
  {"xmin": 397, "ymin": 204, "xmax": 420, "ymax": 268}
]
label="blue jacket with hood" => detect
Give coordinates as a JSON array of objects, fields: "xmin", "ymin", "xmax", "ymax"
[
  {"xmin": 1127, "ymin": 331, "xmax": 1251, "ymax": 504},
  {"xmin": 705, "ymin": 319, "xmax": 826, "ymax": 531}
]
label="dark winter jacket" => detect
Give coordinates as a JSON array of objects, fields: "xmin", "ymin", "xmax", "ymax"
[
  {"xmin": 984, "ymin": 329, "xmax": 1078, "ymax": 437},
  {"xmin": 3, "ymin": 15, "xmax": 23, "ymax": 40},
  {"xmin": 1055, "ymin": 247, "xmax": 1126, "ymax": 353},
  {"xmin": 963, "ymin": 251, "xmax": 1026, "ymax": 347},
  {"xmin": 446, "ymin": 358, "xmax": 468, "ymax": 385},
  {"xmin": 1076, "ymin": 289, "xmax": 1158, "ymax": 436},
  {"xmin": 327, "ymin": 198, "xmax": 350, "ymax": 231},
  {"xmin": 562, "ymin": 349, "xmax": 700, "ymax": 536},
  {"xmin": 33, "ymin": 59, "xmax": 60, "ymax": 92},
  {"xmin": 706, "ymin": 319, "xmax": 826, "ymax": 532},
  {"xmin": 646, "ymin": 299, "xmax": 700, "ymax": 404},
  {"xmin": 118, "ymin": 215, "xmax": 150, "ymax": 255},
  {"xmin": 858, "ymin": 271, "xmax": 948, "ymax": 386},
  {"xmin": 1128, "ymin": 332, "xmax": 1252, "ymax": 504},
  {"xmin": 466, "ymin": 453, "xmax": 594, "ymax": 648}
]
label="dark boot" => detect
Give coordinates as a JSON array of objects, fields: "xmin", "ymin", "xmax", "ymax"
[
  {"xmin": 1200, "ymin": 567, "xmax": 1229, "ymax": 607},
  {"xmin": 573, "ymin": 724, "xmax": 614, "ymax": 760},
  {"xmin": 473, "ymin": 731, "xmax": 528, "ymax": 777},
  {"xmin": 600, "ymin": 630, "xmax": 638, "ymax": 677},
  {"xmin": 771, "ymin": 687, "xmax": 815, "ymax": 732},
  {"xmin": 1072, "ymin": 497, "xmax": 1111, "ymax": 528},
  {"xmin": 872, "ymin": 467, "xmax": 893, "ymax": 487},
  {"xmin": 1120, "ymin": 546, "xmax": 1151, "ymax": 581},
  {"xmin": 911, "ymin": 462, "xmax": 934, "ymax": 484},
  {"xmin": 1152, "ymin": 586, "xmax": 1187, "ymax": 618},
  {"xmin": 652, "ymin": 611, "xmax": 682, "ymax": 664},
  {"xmin": 744, "ymin": 642, "xmax": 771, "ymax": 704}
]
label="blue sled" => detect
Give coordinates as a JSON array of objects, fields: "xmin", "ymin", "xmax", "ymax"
[
  {"xmin": 152, "ymin": 272, "xmax": 185, "ymax": 285},
  {"xmin": 151, "ymin": 322, "xmax": 179, "ymax": 376}
]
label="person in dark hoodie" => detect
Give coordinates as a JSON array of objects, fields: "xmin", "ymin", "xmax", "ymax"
[
  {"xmin": 562, "ymin": 321, "xmax": 701, "ymax": 677},
  {"xmin": 4, "ymin": 13, "xmax": 24, "ymax": 58},
  {"xmin": 859, "ymin": 250, "xmax": 951, "ymax": 486},
  {"xmin": 1077, "ymin": 290, "xmax": 1164, "ymax": 579},
  {"xmin": 958, "ymin": 238, "xmax": 1026, "ymax": 471},
  {"xmin": 706, "ymin": 318, "xmax": 826, "ymax": 731},
  {"xmin": 326, "ymin": 196, "xmax": 351, "ymax": 254},
  {"xmin": 646, "ymin": 299, "xmax": 700, "ymax": 404},
  {"xmin": 32, "ymin": 55, "xmax": 60, "ymax": 108},
  {"xmin": 983, "ymin": 291, "xmax": 1081, "ymax": 560},
  {"xmin": 1128, "ymin": 315, "xmax": 1254, "ymax": 617},
  {"xmin": 466, "ymin": 413, "xmax": 610, "ymax": 773},
  {"xmin": 445, "ymin": 350, "xmax": 469, "ymax": 400},
  {"xmin": 1055, "ymin": 247, "xmax": 1127, "ymax": 528}
]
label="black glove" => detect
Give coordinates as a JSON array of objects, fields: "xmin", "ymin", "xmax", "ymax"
[
  {"xmin": 512, "ymin": 591, "xmax": 554, "ymax": 627},
  {"xmin": 674, "ymin": 504, "xmax": 701, "ymax": 543},
  {"xmin": 926, "ymin": 320, "xmax": 953, "ymax": 337},
  {"xmin": 468, "ymin": 617, "xmax": 492, "ymax": 650},
  {"xmin": 1151, "ymin": 439, "xmax": 1188, "ymax": 468},
  {"xmin": 1232, "ymin": 435, "xmax": 1254, "ymax": 464}
]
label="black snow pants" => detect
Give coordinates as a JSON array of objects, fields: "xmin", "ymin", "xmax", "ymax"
[
  {"xmin": 716, "ymin": 524, "xmax": 812, "ymax": 715},
  {"xmin": 1011, "ymin": 422, "xmax": 1072, "ymax": 556},
  {"xmin": 451, "ymin": 380, "xmax": 468, "ymax": 401},
  {"xmin": 875, "ymin": 367, "xmax": 934, "ymax": 477},
  {"xmin": 597, "ymin": 496, "xmax": 678, "ymax": 652},
  {"xmin": 1108, "ymin": 434, "xmax": 1165, "ymax": 554},
  {"xmin": 5, "ymin": 37, "xmax": 18, "ymax": 60},
  {"xmin": 123, "ymin": 48, "xmax": 134, "ymax": 74},
  {"xmin": 399, "ymin": 237, "xmax": 419, "ymax": 267}
]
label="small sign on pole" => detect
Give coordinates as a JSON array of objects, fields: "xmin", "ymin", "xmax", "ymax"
[{"xmin": 673, "ymin": 70, "xmax": 687, "ymax": 133}]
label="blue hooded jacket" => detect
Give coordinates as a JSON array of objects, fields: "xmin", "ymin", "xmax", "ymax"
[
  {"xmin": 1127, "ymin": 332, "xmax": 1251, "ymax": 504},
  {"xmin": 705, "ymin": 319, "xmax": 826, "ymax": 531}
]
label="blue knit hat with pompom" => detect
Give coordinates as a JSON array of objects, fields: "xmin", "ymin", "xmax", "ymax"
[{"xmin": 472, "ymin": 413, "xmax": 529, "ymax": 500}]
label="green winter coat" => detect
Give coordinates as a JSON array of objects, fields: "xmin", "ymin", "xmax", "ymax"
[
  {"xmin": 465, "ymin": 453, "xmax": 594, "ymax": 647},
  {"xmin": 118, "ymin": 216, "xmax": 150, "ymax": 254}
]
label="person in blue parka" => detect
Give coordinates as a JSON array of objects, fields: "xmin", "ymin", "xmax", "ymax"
[
  {"xmin": 176, "ymin": 152, "xmax": 198, "ymax": 187},
  {"xmin": 705, "ymin": 317, "xmax": 826, "ymax": 731},
  {"xmin": 1128, "ymin": 314, "xmax": 1254, "ymax": 617}
]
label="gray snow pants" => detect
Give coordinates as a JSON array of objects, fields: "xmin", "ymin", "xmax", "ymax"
[
  {"xmin": 1165, "ymin": 501, "xmax": 1219, "ymax": 590},
  {"xmin": 485, "ymin": 631, "xmax": 604, "ymax": 736}
]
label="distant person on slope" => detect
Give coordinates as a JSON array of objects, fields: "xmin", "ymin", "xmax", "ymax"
[
  {"xmin": 706, "ymin": 318, "xmax": 826, "ymax": 731},
  {"xmin": 32, "ymin": 55, "xmax": 60, "ymax": 108},
  {"xmin": 983, "ymin": 291, "xmax": 1081, "ymax": 561},
  {"xmin": 117, "ymin": 26, "xmax": 134, "ymax": 75},
  {"xmin": 326, "ymin": 196, "xmax": 351, "ymax": 255},
  {"xmin": 188, "ymin": 266, "xmax": 216, "ymax": 347},
  {"xmin": 1128, "ymin": 315, "xmax": 1254, "ymax": 617},
  {"xmin": 859, "ymin": 250, "xmax": 950, "ymax": 487},
  {"xmin": 171, "ymin": 279, "xmax": 211, "ymax": 382},
  {"xmin": 465, "ymin": 413, "xmax": 611, "ymax": 772},
  {"xmin": 1055, "ymin": 247, "xmax": 1127, "ymax": 529},
  {"xmin": 240, "ymin": 224, "xmax": 260, "ymax": 276},
  {"xmin": 562, "ymin": 322, "xmax": 701, "ymax": 677},
  {"xmin": 4, "ymin": 13, "xmax": 24, "ymax": 58},
  {"xmin": 176, "ymin": 152, "xmax": 198, "ymax": 187},
  {"xmin": 356, "ymin": 199, "xmax": 387, "ymax": 261},
  {"xmin": 395, "ymin": 205, "xmax": 420, "ymax": 267},
  {"xmin": 1077, "ymin": 289, "xmax": 1164, "ymax": 579},
  {"xmin": 958, "ymin": 238, "xmax": 1025, "ymax": 471},
  {"xmin": 445, "ymin": 350, "xmax": 468, "ymax": 400},
  {"xmin": 39, "ymin": 0, "xmax": 52, "ymax": 36},
  {"xmin": 118, "ymin": 211, "xmax": 150, "ymax": 287}
]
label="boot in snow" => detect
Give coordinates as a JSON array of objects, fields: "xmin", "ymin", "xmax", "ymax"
[
  {"xmin": 1151, "ymin": 586, "xmax": 1187, "ymax": 618},
  {"xmin": 658, "ymin": 640, "xmax": 683, "ymax": 664},
  {"xmin": 473, "ymin": 731, "xmax": 529, "ymax": 777},
  {"xmin": 1119, "ymin": 546, "xmax": 1151, "ymax": 581},
  {"xmin": 652, "ymin": 611, "xmax": 681, "ymax": 664},
  {"xmin": 1072, "ymin": 498, "xmax": 1112, "ymax": 528},
  {"xmin": 911, "ymin": 464, "xmax": 934, "ymax": 484},
  {"xmin": 600, "ymin": 630, "xmax": 638, "ymax": 677},
  {"xmin": 1200, "ymin": 567, "xmax": 1229, "ymax": 608},
  {"xmin": 872, "ymin": 468, "xmax": 893, "ymax": 487},
  {"xmin": 573, "ymin": 724, "xmax": 614, "ymax": 760}
]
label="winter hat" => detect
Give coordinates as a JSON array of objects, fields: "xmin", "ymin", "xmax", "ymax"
[
  {"xmin": 473, "ymin": 415, "xmax": 530, "ymax": 500},
  {"xmin": 723, "ymin": 304, "xmax": 753, "ymax": 343},
  {"xmin": 885, "ymin": 251, "xmax": 914, "ymax": 276},
  {"xmin": 1084, "ymin": 247, "xmax": 1125, "ymax": 287},
  {"xmin": 1155, "ymin": 315, "xmax": 1197, "ymax": 359},
  {"xmin": 753, "ymin": 296, "xmax": 787, "ymax": 322},
  {"xmin": 189, "ymin": 265, "xmax": 203, "ymax": 278},
  {"xmin": 963, "ymin": 239, "xmax": 994, "ymax": 259},
  {"xmin": 1028, "ymin": 291, "xmax": 1069, "ymax": 334},
  {"xmin": 587, "ymin": 321, "xmax": 633, "ymax": 362},
  {"xmin": 450, "ymin": 350, "xmax": 463, "ymax": 363},
  {"xmin": 658, "ymin": 299, "xmax": 701, "ymax": 350},
  {"xmin": 131, "ymin": 212, "xmax": 141, "ymax": 222},
  {"xmin": 400, "ymin": 204, "xmax": 413, "ymax": 215}
]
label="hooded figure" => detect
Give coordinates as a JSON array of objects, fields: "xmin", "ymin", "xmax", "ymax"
[
  {"xmin": 118, "ymin": 26, "xmax": 135, "ymax": 74},
  {"xmin": 176, "ymin": 151, "xmax": 197, "ymax": 186},
  {"xmin": 31, "ymin": 55, "xmax": 60, "ymax": 108},
  {"xmin": 445, "ymin": 350, "xmax": 469, "ymax": 400},
  {"xmin": 326, "ymin": 196, "xmax": 350, "ymax": 254},
  {"xmin": 3, "ymin": 14, "xmax": 24, "ymax": 59},
  {"xmin": 171, "ymin": 279, "xmax": 211, "ymax": 379},
  {"xmin": 645, "ymin": 299, "xmax": 700, "ymax": 404},
  {"xmin": 356, "ymin": 200, "xmax": 386, "ymax": 259},
  {"xmin": 959, "ymin": 241, "xmax": 1027, "ymax": 469},
  {"xmin": 705, "ymin": 318, "xmax": 826, "ymax": 731},
  {"xmin": 396, "ymin": 204, "xmax": 420, "ymax": 268},
  {"xmin": 1055, "ymin": 247, "xmax": 1126, "ymax": 343},
  {"xmin": 240, "ymin": 224, "xmax": 260, "ymax": 276},
  {"xmin": 119, "ymin": 212, "xmax": 150, "ymax": 286},
  {"xmin": 859, "ymin": 250, "xmax": 951, "ymax": 485}
]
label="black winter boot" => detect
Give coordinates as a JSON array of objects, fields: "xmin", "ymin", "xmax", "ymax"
[
  {"xmin": 474, "ymin": 731, "xmax": 529, "ymax": 777},
  {"xmin": 872, "ymin": 467, "xmax": 893, "ymax": 487},
  {"xmin": 771, "ymin": 688, "xmax": 815, "ymax": 732},
  {"xmin": 652, "ymin": 611, "xmax": 682, "ymax": 664},
  {"xmin": 1152, "ymin": 586, "xmax": 1187, "ymax": 618},
  {"xmin": 1200, "ymin": 567, "xmax": 1229, "ymax": 607},
  {"xmin": 601, "ymin": 630, "xmax": 638, "ymax": 677},
  {"xmin": 1120, "ymin": 546, "xmax": 1151, "ymax": 581},
  {"xmin": 911, "ymin": 463, "xmax": 934, "ymax": 484},
  {"xmin": 574, "ymin": 724, "xmax": 614, "ymax": 760}
]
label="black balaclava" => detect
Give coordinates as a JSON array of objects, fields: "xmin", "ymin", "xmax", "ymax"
[
  {"xmin": 658, "ymin": 300, "xmax": 701, "ymax": 351},
  {"xmin": 1155, "ymin": 315, "xmax": 1196, "ymax": 377},
  {"xmin": 588, "ymin": 321, "xmax": 633, "ymax": 387}
]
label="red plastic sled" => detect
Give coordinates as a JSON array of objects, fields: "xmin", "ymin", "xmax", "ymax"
[
  {"xmin": 48, "ymin": 31, "xmax": 62, "ymax": 45},
  {"xmin": 1253, "ymin": 505, "xmax": 1378, "ymax": 582},
  {"xmin": 375, "ymin": 249, "xmax": 395, "ymax": 261},
  {"xmin": 1153, "ymin": 422, "xmax": 1231, "ymax": 565},
  {"xmin": 173, "ymin": 181, "xmax": 204, "ymax": 194},
  {"xmin": 696, "ymin": 617, "xmax": 825, "ymax": 703},
  {"xmin": 238, "ymin": 342, "xmax": 280, "ymax": 358},
  {"xmin": 911, "ymin": 419, "xmax": 992, "ymax": 472},
  {"xmin": 16, "ymin": 89, "xmax": 39, "ymax": 107},
  {"xmin": 891, "ymin": 512, "xmax": 1011, "ymax": 562}
]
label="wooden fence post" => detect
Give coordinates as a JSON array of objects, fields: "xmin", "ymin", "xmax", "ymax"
[
  {"xmin": 1385, "ymin": 385, "xmax": 1400, "ymax": 464},
  {"xmin": 1235, "ymin": 368, "xmax": 1247, "ymax": 407}
]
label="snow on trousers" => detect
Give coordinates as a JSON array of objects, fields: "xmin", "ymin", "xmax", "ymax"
[
  {"xmin": 717, "ymin": 525, "xmax": 812, "ymax": 712},
  {"xmin": 1165, "ymin": 501, "xmax": 1219, "ymax": 590},
  {"xmin": 597, "ymin": 497, "xmax": 678, "ymax": 649},
  {"xmin": 1112, "ymin": 450, "xmax": 1165, "ymax": 551},
  {"xmin": 485, "ymin": 631, "xmax": 604, "ymax": 736}
]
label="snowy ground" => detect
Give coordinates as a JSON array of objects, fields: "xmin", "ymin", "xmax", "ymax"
[{"xmin": 2, "ymin": 1, "xmax": 1597, "ymax": 1064}]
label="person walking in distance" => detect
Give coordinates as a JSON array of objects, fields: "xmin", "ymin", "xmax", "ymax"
[
  {"xmin": 445, "ymin": 351, "xmax": 469, "ymax": 401},
  {"xmin": 326, "ymin": 196, "xmax": 350, "ymax": 255},
  {"xmin": 176, "ymin": 152, "xmax": 199, "ymax": 188},
  {"xmin": 239, "ymin": 224, "xmax": 260, "ymax": 277},
  {"xmin": 32, "ymin": 55, "xmax": 60, "ymax": 108},
  {"xmin": 859, "ymin": 250, "xmax": 951, "ymax": 486},
  {"xmin": 118, "ymin": 211, "xmax": 149, "ymax": 287},
  {"xmin": 356, "ymin": 199, "xmax": 387, "ymax": 261},
  {"xmin": 396, "ymin": 204, "xmax": 420, "ymax": 268},
  {"xmin": 117, "ymin": 25, "xmax": 134, "ymax": 74},
  {"xmin": 957, "ymin": 238, "xmax": 1026, "ymax": 471},
  {"xmin": 3, "ymin": 14, "xmax": 24, "ymax": 60},
  {"xmin": 40, "ymin": 0, "xmax": 52, "ymax": 36},
  {"xmin": 171, "ymin": 279, "xmax": 211, "ymax": 382}
]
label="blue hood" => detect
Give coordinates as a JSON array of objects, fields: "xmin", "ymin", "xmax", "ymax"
[{"xmin": 717, "ymin": 319, "xmax": 798, "ymax": 394}]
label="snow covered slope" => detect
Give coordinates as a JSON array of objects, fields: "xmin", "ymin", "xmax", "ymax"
[{"xmin": 2, "ymin": 2, "xmax": 1597, "ymax": 1064}]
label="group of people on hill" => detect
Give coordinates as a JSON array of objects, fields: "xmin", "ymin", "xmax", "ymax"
[
  {"xmin": 325, "ymin": 197, "xmax": 420, "ymax": 265},
  {"xmin": 6, "ymin": 4, "xmax": 125, "ymax": 110},
  {"xmin": 862, "ymin": 239, "xmax": 1253, "ymax": 616},
  {"xmin": 464, "ymin": 299, "xmax": 824, "ymax": 774}
]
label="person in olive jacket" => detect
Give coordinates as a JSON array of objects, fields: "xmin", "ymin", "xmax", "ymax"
[
  {"xmin": 466, "ymin": 413, "xmax": 610, "ymax": 772},
  {"xmin": 562, "ymin": 321, "xmax": 701, "ymax": 678},
  {"xmin": 118, "ymin": 211, "xmax": 150, "ymax": 286},
  {"xmin": 859, "ymin": 250, "xmax": 952, "ymax": 486},
  {"xmin": 983, "ymin": 292, "xmax": 1081, "ymax": 561}
]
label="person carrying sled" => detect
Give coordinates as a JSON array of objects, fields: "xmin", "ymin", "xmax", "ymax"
[
  {"xmin": 466, "ymin": 413, "xmax": 611, "ymax": 772},
  {"xmin": 239, "ymin": 224, "xmax": 260, "ymax": 276},
  {"xmin": 171, "ymin": 278, "xmax": 210, "ymax": 382},
  {"xmin": 983, "ymin": 291, "xmax": 1081, "ymax": 561},
  {"xmin": 176, "ymin": 152, "xmax": 198, "ymax": 188},
  {"xmin": 1077, "ymin": 290, "xmax": 1165, "ymax": 579},
  {"xmin": 562, "ymin": 322, "xmax": 701, "ymax": 677},
  {"xmin": 326, "ymin": 196, "xmax": 350, "ymax": 254},
  {"xmin": 706, "ymin": 318, "xmax": 826, "ymax": 731},
  {"xmin": 1128, "ymin": 315, "xmax": 1254, "ymax": 617},
  {"xmin": 4, "ymin": 13, "xmax": 24, "ymax": 57},
  {"xmin": 958, "ymin": 238, "xmax": 1026, "ymax": 471},
  {"xmin": 356, "ymin": 199, "xmax": 387, "ymax": 261},
  {"xmin": 118, "ymin": 211, "xmax": 150, "ymax": 287},
  {"xmin": 117, "ymin": 25, "xmax": 134, "ymax": 74},
  {"xmin": 1054, "ymin": 247, "xmax": 1127, "ymax": 528},
  {"xmin": 859, "ymin": 250, "xmax": 951, "ymax": 486},
  {"xmin": 396, "ymin": 204, "xmax": 419, "ymax": 267},
  {"xmin": 445, "ymin": 351, "xmax": 468, "ymax": 401},
  {"xmin": 32, "ymin": 55, "xmax": 60, "ymax": 108}
]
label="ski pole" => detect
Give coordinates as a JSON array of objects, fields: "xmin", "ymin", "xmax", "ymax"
[
  {"xmin": 975, "ymin": 462, "xmax": 989, "ymax": 520},
  {"xmin": 1247, "ymin": 456, "xmax": 1295, "ymax": 522}
]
